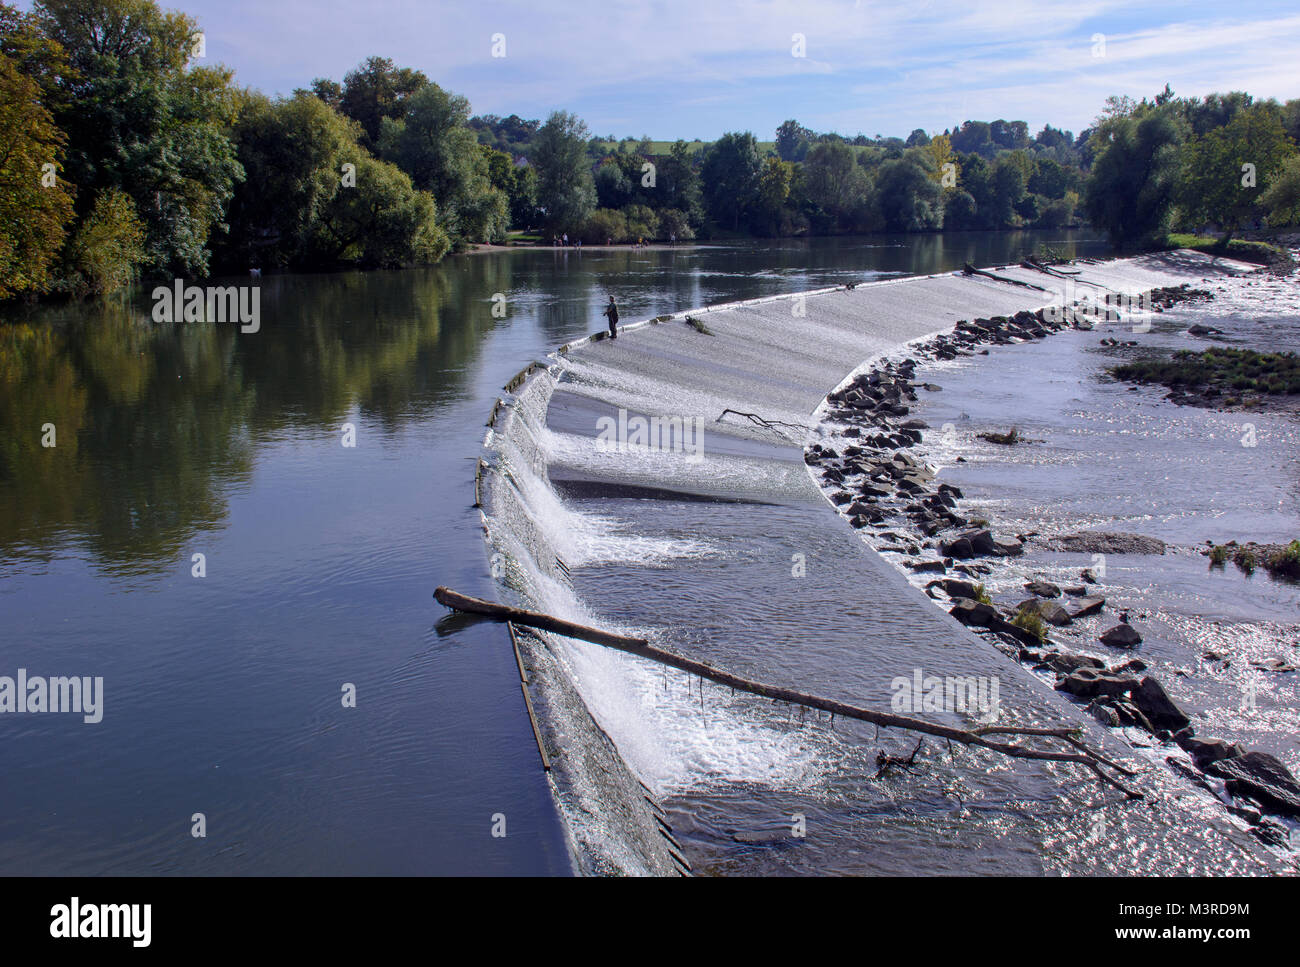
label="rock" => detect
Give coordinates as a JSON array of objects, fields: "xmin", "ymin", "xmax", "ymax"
[
  {"xmin": 1177, "ymin": 735, "xmax": 1244, "ymax": 769},
  {"xmin": 1081, "ymin": 568, "xmax": 1098, "ymax": 584},
  {"xmin": 1056, "ymin": 668, "xmax": 1139, "ymax": 699},
  {"xmin": 1046, "ymin": 532, "xmax": 1167, "ymax": 555},
  {"xmin": 1253, "ymin": 819, "xmax": 1291, "ymax": 847},
  {"xmin": 1086, "ymin": 700, "xmax": 1122, "ymax": 727},
  {"xmin": 1024, "ymin": 580, "xmax": 1061, "ymax": 598},
  {"xmin": 1131, "ymin": 677, "xmax": 1190, "ymax": 732},
  {"xmin": 1111, "ymin": 658, "xmax": 1148, "ymax": 674},
  {"xmin": 941, "ymin": 537, "xmax": 975, "ymax": 559},
  {"xmin": 1251, "ymin": 657, "xmax": 1298, "ymax": 673},
  {"xmin": 1100, "ymin": 624, "xmax": 1142, "ymax": 648},
  {"xmin": 1206, "ymin": 752, "xmax": 1300, "ymax": 819},
  {"xmin": 991, "ymin": 539, "xmax": 1024, "ymax": 557},
  {"xmin": 927, "ymin": 578, "xmax": 980, "ymax": 600},
  {"xmin": 1063, "ymin": 585, "xmax": 1088, "ymax": 596},
  {"xmin": 1017, "ymin": 598, "xmax": 1073, "ymax": 626},
  {"xmin": 1070, "ymin": 596, "xmax": 1105, "ymax": 619},
  {"xmin": 1044, "ymin": 652, "xmax": 1106, "ymax": 674},
  {"xmin": 907, "ymin": 559, "xmax": 947, "ymax": 573},
  {"xmin": 949, "ymin": 598, "xmax": 997, "ymax": 627}
]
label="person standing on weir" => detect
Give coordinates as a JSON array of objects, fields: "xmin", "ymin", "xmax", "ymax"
[{"xmin": 603, "ymin": 296, "xmax": 619, "ymax": 339}]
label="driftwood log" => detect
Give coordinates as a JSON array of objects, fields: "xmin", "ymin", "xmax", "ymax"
[
  {"xmin": 962, "ymin": 262, "xmax": 1049, "ymax": 291},
  {"xmin": 434, "ymin": 587, "xmax": 1144, "ymax": 798}
]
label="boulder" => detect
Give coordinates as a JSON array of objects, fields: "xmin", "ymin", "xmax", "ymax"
[
  {"xmin": 927, "ymin": 578, "xmax": 980, "ymax": 600},
  {"xmin": 1206, "ymin": 752, "xmax": 1300, "ymax": 819},
  {"xmin": 1131, "ymin": 677, "xmax": 1190, "ymax": 733},
  {"xmin": 1176, "ymin": 735, "xmax": 1244, "ymax": 769},
  {"xmin": 949, "ymin": 598, "xmax": 997, "ymax": 627},
  {"xmin": 1100, "ymin": 624, "xmax": 1142, "ymax": 648},
  {"xmin": 1070, "ymin": 596, "xmax": 1105, "ymax": 619},
  {"xmin": 1017, "ymin": 598, "xmax": 1073, "ymax": 626},
  {"xmin": 1046, "ymin": 532, "xmax": 1167, "ymax": 555},
  {"xmin": 1056, "ymin": 668, "xmax": 1139, "ymax": 699},
  {"xmin": 1044, "ymin": 652, "xmax": 1106, "ymax": 674},
  {"xmin": 1025, "ymin": 580, "xmax": 1062, "ymax": 598}
]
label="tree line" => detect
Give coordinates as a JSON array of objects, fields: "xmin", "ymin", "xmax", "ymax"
[{"xmin": 2, "ymin": 0, "xmax": 1298, "ymax": 303}]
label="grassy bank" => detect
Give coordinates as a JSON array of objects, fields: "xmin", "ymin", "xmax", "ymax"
[
  {"xmin": 1111, "ymin": 347, "xmax": 1300, "ymax": 402},
  {"xmin": 1160, "ymin": 233, "xmax": 1291, "ymax": 268}
]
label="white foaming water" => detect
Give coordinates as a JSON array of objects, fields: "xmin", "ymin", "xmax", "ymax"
[
  {"xmin": 487, "ymin": 372, "xmax": 824, "ymax": 796},
  {"xmin": 487, "ymin": 513, "xmax": 825, "ymax": 797}
]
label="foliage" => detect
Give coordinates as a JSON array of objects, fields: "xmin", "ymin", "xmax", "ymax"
[
  {"xmin": 0, "ymin": 50, "xmax": 75, "ymax": 297},
  {"xmin": 532, "ymin": 111, "xmax": 596, "ymax": 234},
  {"xmin": 61, "ymin": 188, "xmax": 145, "ymax": 296},
  {"xmin": 1176, "ymin": 104, "xmax": 1296, "ymax": 240}
]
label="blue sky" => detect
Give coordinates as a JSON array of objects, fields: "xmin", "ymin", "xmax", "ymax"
[{"xmin": 25, "ymin": 0, "xmax": 1300, "ymax": 140}]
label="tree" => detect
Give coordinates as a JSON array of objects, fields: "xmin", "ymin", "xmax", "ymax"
[
  {"xmin": 339, "ymin": 55, "xmax": 428, "ymax": 147},
  {"xmin": 1084, "ymin": 108, "xmax": 1183, "ymax": 247},
  {"xmin": 990, "ymin": 155, "xmax": 1028, "ymax": 226},
  {"xmin": 36, "ymin": 0, "xmax": 243, "ymax": 277},
  {"xmin": 532, "ymin": 111, "xmax": 596, "ymax": 234},
  {"xmin": 1260, "ymin": 154, "xmax": 1300, "ymax": 227},
  {"xmin": 1176, "ymin": 104, "xmax": 1295, "ymax": 242},
  {"xmin": 775, "ymin": 120, "xmax": 812, "ymax": 162},
  {"xmin": 802, "ymin": 141, "xmax": 868, "ymax": 231},
  {"xmin": 701, "ymin": 132, "xmax": 761, "ymax": 231},
  {"xmin": 0, "ymin": 51, "xmax": 75, "ymax": 297},
  {"xmin": 63, "ymin": 188, "xmax": 145, "ymax": 296},
  {"xmin": 220, "ymin": 92, "xmax": 451, "ymax": 269},
  {"xmin": 312, "ymin": 154, "xmax": 448, "ymax": 267},
  {"xmin": 752, "ymin": 156, "xmax": 793, "ymax": 235},
  {"xmin": 658, "ymin": 141, "xmax": 701, "ymax": 224},
  {"xmin": 875, "ymin": 157, "xmax": 943, "ymax": 232},
  {"xmin": 221, "ymin": 92, "xmax": 364, "ymax": 268},
  {"xmin": 377, "ymin": 82, "xmax": 508, "ymax": 243}
]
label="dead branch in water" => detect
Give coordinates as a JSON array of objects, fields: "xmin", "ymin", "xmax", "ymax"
[
  {"xmin": 962, "ymin": 262, "xmax": 1050, "ymax": 291},
  {"xmin": 433, "ymin": 586, "xmax": 1145, "ymax": 798},
  {"xmin": 716, "ymin": 409, "xmax": 805, "ymax": 433}
]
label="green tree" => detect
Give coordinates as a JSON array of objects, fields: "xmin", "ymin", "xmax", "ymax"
[
  {"xmin": 63, "ymin": 188, "xmax": 146, "ymax": 296},
  {"xmin": 36, "ymin": 0, "xmax": 243, "ymax": 277},
  {"xmin": 532, "ymin": 111, "xmax": 596, "ymax": 235},
  {"xmin": 377, "ymin": 82, "xmax": 508, "ymax": 243},
  {"xmin": 701, "ymin": 132, "xmax": 761, "ymax": 231},
  {"xmin": 338, "ymin": 55, "xmax": 428, "ymax": 147},
  {"xmin": 802, "ymin": 141, "xmax": 868, "ymax": 231},
  {"xmin": 1176, "ymin": 104, "xmax": 1295, "ymax": 242},
  {"xmin": 775, "ymin": 119, "xmax": 812, "ymax": 162},
  {"xmin": 1260, "ymin": 154, "xmax": 1300, "ymax": 226},
  {"xmin": 876, "ymin": 156, "xmax": 943, "ymax": 231},
  {"xmin": 221, "ymin": 92, "xmax": 363, "ymax": 268},
  {"xmin": 1084, "ymin": 108, "xmax": 1183, "ymax": 247},
  {"xmin": 311, "ymin": 154, "xmax": 448, "ymax": 267},
  {"xmin": 0, "ymin": 51, "xmax": 75, "ymax": 297},
  {"xmin": 752, "ymin": 156, "xmax": 793, "ymax": 235}
]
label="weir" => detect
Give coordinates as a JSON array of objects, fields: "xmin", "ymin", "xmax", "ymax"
[{"xmin": 477, "ymin": 251, "xmax": 1284, "ymax": 876}]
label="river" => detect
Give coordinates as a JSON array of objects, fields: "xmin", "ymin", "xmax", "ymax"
[{"xmin": 1, "ymin": 230, "xmax": 1116, "ymax": 875}]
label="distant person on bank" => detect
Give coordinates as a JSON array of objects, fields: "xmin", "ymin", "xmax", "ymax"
[{"xmin": 603, "ymin": 296, "xmax": 619, "ymax": 339}]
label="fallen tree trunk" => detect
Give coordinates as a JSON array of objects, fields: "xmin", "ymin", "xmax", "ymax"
[
  {"xmin": 434, "ymin": 586, "xmax": 1144, "ymax": 797},
  {"xmin": 962, "ymin": 262, "xmax": 1049, "ymax": 291}
]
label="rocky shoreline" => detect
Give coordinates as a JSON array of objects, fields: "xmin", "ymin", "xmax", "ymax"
[{"xmin": 805, "ymin": 286, "xmax": 1300, "ymax": 847}]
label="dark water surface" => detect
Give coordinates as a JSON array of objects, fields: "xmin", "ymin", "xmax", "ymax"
[{"xmin": 0, "ymin": 230, "xmax": 1107, "ymax": 874}]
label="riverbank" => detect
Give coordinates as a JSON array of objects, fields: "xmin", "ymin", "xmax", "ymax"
[
  {"xmin": 479, "ymin": 247, "xmax": 1292, "ymax": 875},
  {"xmin": 804, "ymin": 250, "xmax": 1300, "ymax": 850}
]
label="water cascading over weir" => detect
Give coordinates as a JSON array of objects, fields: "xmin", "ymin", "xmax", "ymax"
[{"xmin": 476, "ymin": 252, "xmax": 1282, "ymax": 876}]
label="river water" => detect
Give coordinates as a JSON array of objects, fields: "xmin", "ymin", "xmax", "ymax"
[{"xmin": 1, "ymin": 230, "xmax": 1114, "ymax": 875}]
